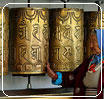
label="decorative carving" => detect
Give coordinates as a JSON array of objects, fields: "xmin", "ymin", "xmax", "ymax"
[
  {"xmin": 74, "ymin": 26, "xmax": 81, "ymax": 39},
  {"xmin": 63, "ymin": 46, "xmax": 72, "ymax": 61},
  {"xmin": 76, "ymin": 46, "xmax": 81, "ymax": 52},
  {"xmin": 57, "ymin": 9, "xmax": 83, "ymax": 24},
  {"xmin": 18, "ymin": 44, "xmax": 27, "ymax": 61},
  {"xmin": 24, "ymin": 10, "xmax": 37, "ymax": 23},
  {"xmin": 53, "ymin": 24, "xmax": 62, "ymax": 41},
  {"xmin": 72, "ymin": 11, "xmax": 83, "ymax": 24},
  {"xmin": 57, "ymin": 10, "xmax": 70, "ymax": 24},
  {"xmin": 24, "ymin": 9, "xmax": 48, "ymax": 23},
  {"xmin": 52, "ymin": 48, "xmax": 60, "ymax": 61},
  {"xmin": 18, "ymin": 19, "xmax": 30, "ymax": 41},
  {"xmin": 32, "ymin": 24, "xmax": 41, "ymax": 42},
  {"xmin": 39, "ymin": 10, "xmax": 48, "ymax": 22},
  {"xmin": 31, "ymin": 45, "xmax": 41, "ymax": 61},
  {"xmin": 42, "ymin": 24, "xmax": 48, "ymax": 41},
  {"xmin": 63, "ymin": 25, "xmax": 73, "ymax": 41}
]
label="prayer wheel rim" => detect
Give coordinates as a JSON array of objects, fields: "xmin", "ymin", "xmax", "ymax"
[
  {"xmin": 49, "ymin": 8, "xmax": 83, "ymax": 11},
  {"xmin": 10, "ymin": 7, "xmax": 48, "ymax": 10}
]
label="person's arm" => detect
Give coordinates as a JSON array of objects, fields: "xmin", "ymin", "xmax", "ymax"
[
  {"xmin": 47, "ymin": 63, "xmax": 56, "ymax": 79},
  {"xmin": 47, "ymin": 61, "xmax": 85, "ymax": 87},
  {"xmin": 47, "ymin": 63, "xmax": 75, "ymax": 86},
  {"xmin": 47, "ymin": 63, "xmax": 62, "ymax": 85}
]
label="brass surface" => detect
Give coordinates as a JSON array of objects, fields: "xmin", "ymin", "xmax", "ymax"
[
  {"xmin": 9, "ymin": 8, "xmax": 49, "ymax": 74},
  {"xmin": 49, "ymin": 8, "xmax": 84, "ymax": 72},
  {"xmin": 0, "ymin": 7, "xmax": 9, "ymax": 75},
  {"xmin": 84, "ymin": 11, "xmax": 104, "ymax": 58}
]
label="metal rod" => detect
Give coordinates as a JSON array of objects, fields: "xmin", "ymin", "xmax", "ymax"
[
  {"xmin": 64, "ymin": 1, "xmax": 66, "ymax": 8},
  {"xmin": 61, "ymin": 0, "xmax": 69, "ymax": 8},
  {"xmin": 27, "ymin": 75, "xmax": 32, "ymax": 89},
  {"xmin": 28, "ymin": 75, "xmax": 30, "ymax": 84},
  {"xmin": 95, "ymin": 1, "xmax": 103, "ymax": 11},
  {"xmin": 28, "ymin": 0, "xmax": 30, "ymax": 7}
]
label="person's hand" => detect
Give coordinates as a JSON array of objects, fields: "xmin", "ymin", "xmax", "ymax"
[{"xmin": 47, "ymin": 63, "xmax": 56, "ymax": 79}]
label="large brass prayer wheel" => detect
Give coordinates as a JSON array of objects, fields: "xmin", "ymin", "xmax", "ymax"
[
  {"xmin": 84, "ymin": 11, "xmax": 104, "ymax": 58},
  {"xmin": 49, "ymin": 8, "xmax": 84, "ymax": 72},
  {"xmin": 0, "ymin": 7, "xmax": 9, "ymax": 75},
  {"xmin": 9, "ymin": 8, "xmax": 49, "ymax": 74}
]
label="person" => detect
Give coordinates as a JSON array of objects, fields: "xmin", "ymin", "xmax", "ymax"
[{"xmin": 47, "ymin": 29, "xmax": 104, "ymax": 99}]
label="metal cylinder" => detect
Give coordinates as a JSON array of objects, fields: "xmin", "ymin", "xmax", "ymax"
[
  {"xmin": 84, "ymin": 11, "xmax": 104, "ymax": 58},
  {"xmin": 9, "ymin": 8, "xmax": 49, "ymax": 74},
  {"xmin": 49, "ymin": 8, "xmax": 84, "ymax": 72},
  {"xmin": 0, "ymin": 7, "xmax": 9, "ymax": 75}
]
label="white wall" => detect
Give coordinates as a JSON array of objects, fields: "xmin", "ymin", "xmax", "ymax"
[{"xmin": 0, "ymin": 0, "xmax": 104, "ymax": 91}]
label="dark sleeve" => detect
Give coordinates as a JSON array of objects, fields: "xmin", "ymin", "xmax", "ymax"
[
  {"xmin": 97, "ymin": 63, "xmax": 104, "ymax": 99},
  {"xmin": 74, "ymin": 57, "xmax": 91, "ymax": 96},
  {"xmin": 62, "ymin": 65, "xmax": 81, "ymax": 88},
  {"xmin": 61, "ymin": 72, "xmax": 75, "ymax": 87},
  {"xmin": 61, "ymin": 58, "xmax": 89, "ymax": 87},
  {"xmin": 61, "ymin": 67, "xmax": 80, "ymax": 87}
]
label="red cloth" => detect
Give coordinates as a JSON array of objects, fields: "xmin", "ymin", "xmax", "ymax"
[{"xmin": 61, "ymin": 56, "xmax": 104, "ymax": 99}]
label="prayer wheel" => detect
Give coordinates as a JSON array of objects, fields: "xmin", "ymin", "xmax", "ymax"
[
  {"xmin": 9, "ymin": 8, "xmax": 49, "ymax": 74},
  {"xmin": 49, "ymin": 8, "xmax": 84, "ymax": 72},
  {"xmin": 0, "ymin": 7, "xmax": 9, "ymax": 75},
  {"xmin": 84, "ymin": 11, "xmax": 104, "ymax": 58}
]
